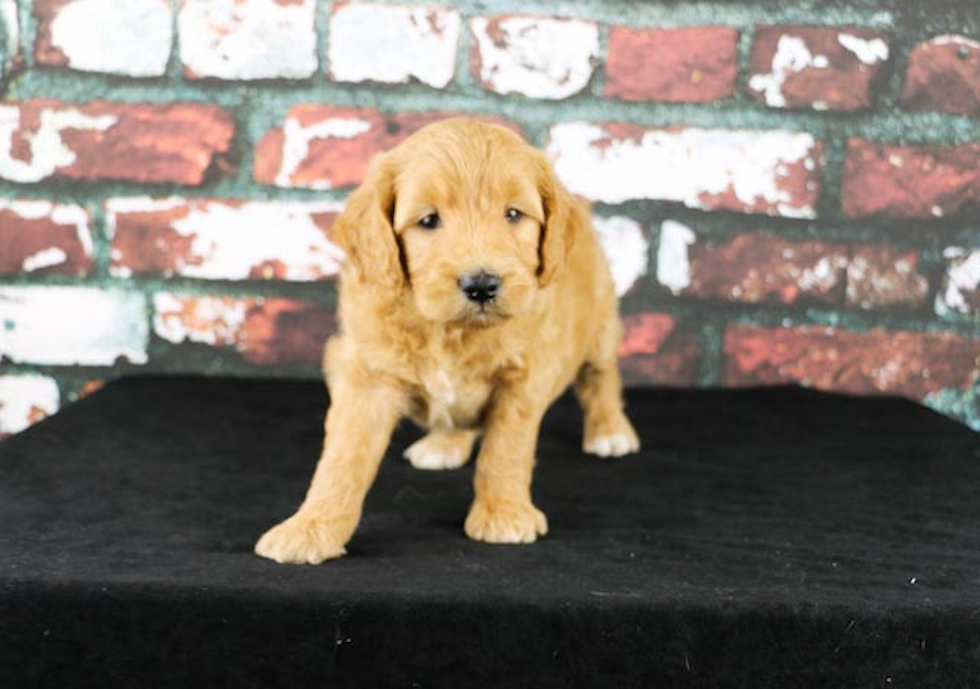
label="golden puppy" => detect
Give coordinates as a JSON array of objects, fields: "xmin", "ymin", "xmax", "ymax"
[{"xmin": 255, "ymin": 118, "xmax": 639, "ymax": 564}]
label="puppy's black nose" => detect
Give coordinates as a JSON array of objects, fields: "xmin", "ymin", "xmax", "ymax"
[{"xmin": 458, "ymin": 270, "xmax": 501, "ymax": 304}]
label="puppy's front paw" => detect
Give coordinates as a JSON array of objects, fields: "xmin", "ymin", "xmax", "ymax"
[
  {"xmin": 584, "ymin": 414, "xmax": 640, "ymax": 458},
  {"xmin": 464, "ymin": 498, "xmax": 548, "ymax": 544},
  {"xmin": 403, "ymin": 430, "xmax": 474, "ymax": 470},
  {"xmin": 255, "ymin": 512, "xmax": 350, "ymax": 564}
]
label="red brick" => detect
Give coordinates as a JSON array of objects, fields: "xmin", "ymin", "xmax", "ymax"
[
  {"xmin": 902, "ymin": 36, "xmax": 980, "ymax": 118},
  {"xmin": 747, "ymin": 26, "xmax": 890, "ymax": 111},
  {"xmin": 152, "ymin": 294, "xmax": 335, "ymax": 368},
  {"xmin": 34, "ymin": 0, "xmax": 172, "ymax": 77},
  {"xmin": 723, "ymin": 325, "xmax": 980, "ymax": 399},
  {"xmin": 618, "ymin": 313, "xmax": 700, "ymax": 386},
  {"xmin": 107, "ymin": 198, "xmax": 343, "ymax": 281},
  {"xmin": 656, "ymin": 222, "xmax": 847, "ymax": 306},
  {"xmin": 0, "ymin": 100, "xmax": 235, "ymax": 185},
  {"xmin": 605, "ymin": 26, "xmax": 739, "ymax": 103},
  {"xmin": 548, "ymin": 123, "xmax": 823, "ymax": 218},
  {"xmin": 0, "ymin": 199, "xmax": 92, "ymax": 275},
  {"xmin": 845, "ymin": 245, "xmax": 929, "ymax": 310},
  {"xmin": 255, "ymin": 106, "xmax": 521, "ymax": 189},
  {"xmin": 657, "ymin": 222, "xmax": 931, "ymax": 311},
  {"xmin": 842, "ymin": 139, "xmax": 980, "ymax": 220}
]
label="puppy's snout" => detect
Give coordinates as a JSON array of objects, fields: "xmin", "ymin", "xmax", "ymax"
[{"xmin": 458, "ymin": 270, "xmax": 501, "ymax": 304}]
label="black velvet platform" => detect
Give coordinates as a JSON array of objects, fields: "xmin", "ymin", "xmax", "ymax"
[{"xmin": 1, "ymin": 376, "xmax": 979, "ymax": 688}]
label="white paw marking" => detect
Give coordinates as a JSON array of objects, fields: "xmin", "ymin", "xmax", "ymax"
[
  {"xmin": 584, "ymin": 433, "xmax": 639, "ymax": 458},
  {"xmin": 403, "ymin": 439, "xmax": 468, "ymax": 470}
]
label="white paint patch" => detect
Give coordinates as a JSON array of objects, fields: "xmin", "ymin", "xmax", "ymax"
[
  {"xmin": 0, "ymin": 376, "xmax": 59, "ymax": 436},
  {"xmin": 470, "ymin": 15, "xmax": 599, "ymax": 99},
  {"xmin": 846, "ymin": 252, "xmax": 925, "ymax": 310},
  {"xmin": 50, "ymin": 0, "xmax": 171, "ymax": 77},
  {"xmin": 0, "ymin": 0, "xmax": 19, "ymax": 78},
  {"xmin": 0, "ymin": 286, "xmax": 148, "ymax": 365},
  {"xmin": 329, "ymin": 3, "xmax": 460, "ymax": 88},
  {"xmin": 837, "ymin": 33, "xmax": 889, "ymax": 64},
  {"xmin": 179, "ymin": 0, "xmax": 317, "ymax": 80},
  {"xmin": 22, "ymin": 247, "xmax": 68, "ymax": 272},
  {"xmin": 276, "ymin": 116, "xmax": 373, "ymax": 189},
  {"xmin": 797, "ymin": 256, "xmax": 842, "ymax": 292},
  {"xmin": 152, "ymin": 293, "xmax": 249, "ymax": 347},
  {"xmin": 592, "ymin": 216, "xmax": 648, "ymax": 296},
  {"xmin": 107, "ymin": 199, "xmax": 346, "ymax": 281},
  {"xmin": 656, "ymin": 220, "xmax": 696, "ymax": 294},
  {"xmin": 0, "ymin": 105, "xmax": 117, "ymax": 183},
  {"xmin": 0, "ymin": 198, "xmax": 53, "ymax": 220},
  {"xmin": 845, "ymin": 254, "xmax": 869, "ymax": 293},
  {"xmin": 942, "ymin": 248, "xmax": 980, "ymax": 314},
  {"xmin": 928, "ymin": 35, "xmax": 980, "ymax": 51},
  {"xmin": 549, "ymin": 122, "xmax": 819, "ymax": 218},
  {"xmin": 0, "ymin": 199, "xmax": 87, "ymax": 227},
  {"xmin": 748, "ymin": 35, "xmax": 829, "ymax": 108}
]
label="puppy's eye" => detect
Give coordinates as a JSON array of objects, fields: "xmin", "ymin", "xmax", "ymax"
[
  {"xmin": 418, "ymin": 213, "xmax": 441, "ymax": 231},
  {"xmin": 505, "ymin": 208, "xmax": 523, "ymax": 224}
]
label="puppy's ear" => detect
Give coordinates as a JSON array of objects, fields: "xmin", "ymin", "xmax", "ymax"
[
  {"xmin": 332, "ymin": 154, "xmax": 404, "ymax": 289},
  {"xmin": 536, "ymin": 154, "xmax": 580, "ymax": 287}
]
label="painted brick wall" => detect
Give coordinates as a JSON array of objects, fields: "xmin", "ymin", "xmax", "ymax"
[{"xmin": 0, "ymin": 0, "xmax": 979, "ymax": 437}]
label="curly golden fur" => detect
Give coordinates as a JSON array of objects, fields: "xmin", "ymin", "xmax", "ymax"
[{"xmin": 255, "ymin": 118, "xmax": 639, "ymax": 564}]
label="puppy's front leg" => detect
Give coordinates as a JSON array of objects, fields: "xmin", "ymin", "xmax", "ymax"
[
  {"xmin": 255, "ymin": 374, "xmax": 405, "ymax": 564},
  {"xmin": 465, "ymin": 386, "xmax": 549, "ymax": 544}
]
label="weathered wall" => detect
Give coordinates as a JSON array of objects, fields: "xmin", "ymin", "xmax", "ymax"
[{"xmin": 0, "ymin": 0, "xmax": 978, "ymax": 435}]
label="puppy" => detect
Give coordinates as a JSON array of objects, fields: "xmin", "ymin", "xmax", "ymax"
[{"xmin": 255, "ymin": 118, "xmax": 639, "ymax": 564}]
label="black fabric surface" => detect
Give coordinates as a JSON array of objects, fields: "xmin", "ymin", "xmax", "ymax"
[{"xmin": 1, "ymin": 375, "xmax": 979, "ymax": 688}]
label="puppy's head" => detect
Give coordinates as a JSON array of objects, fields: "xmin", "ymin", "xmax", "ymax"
[{"xmin": 331, "ymin": 118, "xmax": 577, "ymax": 326}]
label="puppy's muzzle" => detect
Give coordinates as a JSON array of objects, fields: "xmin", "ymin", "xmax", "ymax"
[{"xmin": 458, "ymin": 270, "xmax": 501, "ymax": 304}]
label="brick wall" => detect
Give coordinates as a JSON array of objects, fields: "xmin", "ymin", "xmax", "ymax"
[{"xmin": 0, "ymin": 0, "xmax": 978, "ymax": 437}]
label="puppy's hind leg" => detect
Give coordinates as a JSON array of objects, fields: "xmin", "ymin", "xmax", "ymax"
[
  {"xmin": 575, "ymin": 322, "xmax": 640, "ymax": 458},
  {"xmin": 403, "ymin": 429, "xmax": 478, "ymax": 470}
]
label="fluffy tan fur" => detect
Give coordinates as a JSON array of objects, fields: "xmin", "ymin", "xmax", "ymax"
[{"xmin": 255, "ymin": 119, "xmax": 639, "ymax": 564}]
